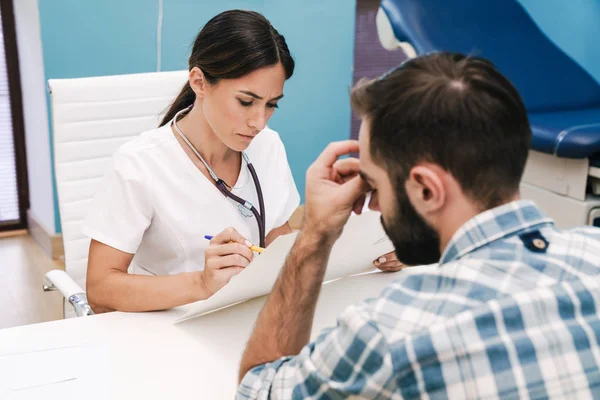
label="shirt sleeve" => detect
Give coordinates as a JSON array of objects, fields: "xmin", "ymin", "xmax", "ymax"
[
  {"xmin": 270, "ymin": 136, "xmax": 300, "ymax": 230},
  {"xmin": 236, "ymin": 302, "xmax": 397, "ymax": 399},
  {"xmin": 81, "ymin": 149, "xmax": 153, "ymax": 254}
]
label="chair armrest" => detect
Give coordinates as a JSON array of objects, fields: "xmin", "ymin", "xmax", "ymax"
[{"xmin": 43, "ymin": 270, "xmax": 94, "ymax": 317}]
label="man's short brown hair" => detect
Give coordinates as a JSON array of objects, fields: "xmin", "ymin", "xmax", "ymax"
[{"xmin": 351, "ymin": 52, "xmax": 532, "ymax": 209}]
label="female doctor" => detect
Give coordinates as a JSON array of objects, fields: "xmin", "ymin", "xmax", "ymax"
[{"xmin": 83, "ymin": 10, "xmax": 402, "ymax": 314}]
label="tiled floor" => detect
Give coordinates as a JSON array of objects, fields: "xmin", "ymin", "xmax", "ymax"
[{"xmin": 0, "ymin": 232, "xmax": 63, "ymax": 329}]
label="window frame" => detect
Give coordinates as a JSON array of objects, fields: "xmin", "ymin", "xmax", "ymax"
[{"xmin": 0, "ymin": 0, "xmax": 29, "ymax": 231}]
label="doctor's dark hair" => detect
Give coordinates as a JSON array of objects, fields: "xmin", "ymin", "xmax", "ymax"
[
  {"xmin": 351, "ymin": 52, "xmax": 532, "ymax": 210},
  {"xmin": 160, "ymin": 10, "xmax": 294, "ymax": 126}
]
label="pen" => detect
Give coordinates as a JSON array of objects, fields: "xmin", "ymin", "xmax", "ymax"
[{"xmin": 204, "ymin": 235, "xmax": 264, "ymax": 253}]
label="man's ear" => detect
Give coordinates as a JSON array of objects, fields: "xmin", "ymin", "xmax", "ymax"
[
  {"xmin": 405, "ymin": 165, "xmax": 446, "ymax": 215},
  {"xmin": 189, "ymin": 67, "xmax": 208, "ymax": 99}
]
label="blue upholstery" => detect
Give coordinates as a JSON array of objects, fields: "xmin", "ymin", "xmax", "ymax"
[
  {"xmin": 529, "ymin": 109, "xmax": 600, "ymax": 158},
  {"xmin": 380, "ymin": 0, "xmax": 600, "ymax": 159}
]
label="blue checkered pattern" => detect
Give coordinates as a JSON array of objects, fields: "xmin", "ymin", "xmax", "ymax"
[{"xmin": 237, "ymin": 200, "xmax": 600, "ymax": 399}]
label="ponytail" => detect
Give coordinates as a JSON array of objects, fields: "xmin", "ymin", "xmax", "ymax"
[{"xmin": 159, "ymin": 81, "xmax": 195, "ymax": 127}]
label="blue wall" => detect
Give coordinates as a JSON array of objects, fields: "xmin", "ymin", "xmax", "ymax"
[
  {"xmin": 38, "ymin": 0, "xmax": 357, "ymax": 233},
  {"xmin": 519, "ymin": 0, "xmax": 600, "ymax": 84}
]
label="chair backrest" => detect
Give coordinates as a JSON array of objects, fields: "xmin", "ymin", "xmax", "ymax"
[
  {"xmin": 379, "ymin": 0, "xmax": 600, "ymax": 113},
  {"xmin": 49, "ymin": 70, "xmax": 188, "ymax": 298}
]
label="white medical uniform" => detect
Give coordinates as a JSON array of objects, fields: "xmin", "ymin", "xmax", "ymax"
[{"xmin": 82, "ymin": 123, "xmax": 300, "ymax": 276}]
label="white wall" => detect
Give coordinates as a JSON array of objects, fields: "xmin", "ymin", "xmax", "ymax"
[{"xmin": 13, "ymin": 0, "xmax": 56, "ymax": 234}]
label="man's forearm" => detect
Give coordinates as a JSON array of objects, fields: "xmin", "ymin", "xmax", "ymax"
[{"xmin": 239, "ymin": 230, "xmax": 335, "ymax": 381}]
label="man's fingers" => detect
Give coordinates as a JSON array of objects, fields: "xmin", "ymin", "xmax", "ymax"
[
  {"xmin": 311, "ymin": 141, "xmax": 359, "ymax": 170},
  {"xmin": 353, "ymin": 194, "xmax": 366, "ymax": 215},
  {"xmin": 341, "ymin": 175, "xmax": 370, "ymax": 203},
  {"xmin": 328, "ymin": 158, "xmax": 360, "ymax": 185},
  {"xmin": 333, "ymin": 158, "xmax": 361, "ymax": 178},
  {"xmin": 334, "ymin": 159, "xmax": 367, "ymax": 213}
]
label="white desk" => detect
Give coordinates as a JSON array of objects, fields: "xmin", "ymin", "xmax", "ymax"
[{"xmin": 0, "ymin": 272, "xmax": 399, "ymax": 399}]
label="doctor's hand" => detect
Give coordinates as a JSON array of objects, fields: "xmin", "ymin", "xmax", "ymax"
[
  {"xmin": 374, "ymin": 251, "xmax": 405, "ymax": 272},
  {"xmin": 304, "ymin": 141, "xmax": 369, "ymax": 241},
  {"xmin": 201, "ymin": 227, "xmax": 254, "ymax": 297}
]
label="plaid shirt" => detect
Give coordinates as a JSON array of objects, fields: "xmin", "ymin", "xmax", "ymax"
[{"xmin": 237, "ymin": 200, "xmax": 600, "ymax": 399}]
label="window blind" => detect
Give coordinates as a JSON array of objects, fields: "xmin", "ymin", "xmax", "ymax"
[{"xmin": 0, "ymin": 7, "xmax": 20, "ymax": 226}]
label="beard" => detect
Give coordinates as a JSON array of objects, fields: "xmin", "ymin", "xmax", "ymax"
[{"xmin": 381, "ymin": 189, "xmax": 441, "ymax": 266}]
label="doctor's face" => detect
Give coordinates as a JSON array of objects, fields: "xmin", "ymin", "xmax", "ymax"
[{"xmin": 200, "ymin": 63, "xmax": 286, "ymax": 152}]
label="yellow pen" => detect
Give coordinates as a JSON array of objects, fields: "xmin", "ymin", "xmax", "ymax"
[{"xmin": 204, "ymin": 235, "xmax": 264, "ymax": 253}]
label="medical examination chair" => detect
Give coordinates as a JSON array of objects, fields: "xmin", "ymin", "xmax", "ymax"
[
  {"xmin": 376, "ymin": 0, "xmax": 600, "ymax": 228},
  {"xmin": 43, "ymin": 71, "xmax": 188, "ymax": 318}
]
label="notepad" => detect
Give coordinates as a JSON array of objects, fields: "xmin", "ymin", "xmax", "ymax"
[{"xmin": 175, "ymin": 210, "xmax": 394, "ymax": 322}]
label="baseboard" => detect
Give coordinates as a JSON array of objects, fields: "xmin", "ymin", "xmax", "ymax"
[
  {"xmin": 27, "ymin": 210, "xmax": 64, "ymax": 262},
  {"xmin": 0, "ymin": 229, "xmax": 27, "ymax": 238}
]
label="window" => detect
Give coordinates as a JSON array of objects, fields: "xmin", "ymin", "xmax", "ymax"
[{"xmin": 0, "ymin": 0, "xmax": 28, "ymax": 231}]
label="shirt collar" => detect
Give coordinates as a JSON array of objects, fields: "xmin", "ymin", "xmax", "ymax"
[{"xmin": 440, "ymin": 200, "xmax": 555, "ymax": 264}]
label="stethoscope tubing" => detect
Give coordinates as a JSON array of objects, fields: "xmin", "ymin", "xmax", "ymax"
[{"xmin": 172, "ymin": 106, "xmax": 266, "ymax": 247}]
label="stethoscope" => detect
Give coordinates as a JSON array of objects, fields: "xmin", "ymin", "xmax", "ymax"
[{"xmin": 172, "ymin": 106, "xmax": 266, "ymax": 247}]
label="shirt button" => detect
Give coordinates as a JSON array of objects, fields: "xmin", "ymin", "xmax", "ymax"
[{"xmin": 533, "ymin": 238, "xmax": 547, "ymax": 250}]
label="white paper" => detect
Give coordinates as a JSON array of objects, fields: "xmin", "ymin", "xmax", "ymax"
[
  {"xmin": 175, "ymin": 211, "xmax": 394, "ymax": 322},
  {"xmin": 0, "ymin": 345, "xmax": 110, "ymax": 400}
]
